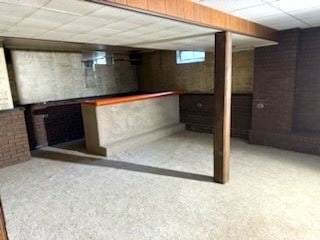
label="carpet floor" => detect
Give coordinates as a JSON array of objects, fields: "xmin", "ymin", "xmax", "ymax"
[{"xmin": 0, "ymin": 131, "xmax": 319, "ymax": 240}]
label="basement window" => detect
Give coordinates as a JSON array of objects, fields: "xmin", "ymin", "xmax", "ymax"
[{"xmin": 176, "ymin": 50, "xmax": 205, "ymax": 64}]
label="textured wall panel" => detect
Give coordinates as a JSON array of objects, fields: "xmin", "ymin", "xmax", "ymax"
[
  {"xmin": 137, "ymin": 50, "xmax": 254, "ymax": 93},
  {"xmin": 11, "ymin": 50, "xmax": 138, "ymax": 104}
]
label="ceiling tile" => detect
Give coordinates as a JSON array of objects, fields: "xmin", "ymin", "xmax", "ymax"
[
  {"xmin": 38, "ymin": 30, "xmax": 75, "ymax": 40},
  {"xmin": 56, "ymin": 24, "xmax": 94, "ymax": 34},
  {"xmin": 0, "ymin": 24, "xmax": 9, "ymax": 32},
  {"xmin": 17, "ymin": 14, "xmax": 66, "ymax": 30},
  {"xmin": 0, "ymin": 3, "xmax": 35, "ymax": 18},
  {"xmin": 232, "ymin": 4, "xmax": 283, "ymax": 20},
  {"xmin": 28, "ymin": 9, "xmax": 78, "ymax": 25},
  {"xmin": 87, "ymin": 26, "xmax": 124, "ymax": 37},
  {"xmin": 126, "ymin": 13, "xmax": 159, "ymax": 25},
  {"xmin": 269, "ymin": 19, "xmax": 310, "ymax": 30},
  {"xmin": 104, "ymin": 21, "xmax": 140, "ymax": 31},
  {"xmin": 303, "ymin": 17, "xmax": 320, "ymax": 27},
  {"xmin": 0, "ymin": 15, "xmax": 23, "ymax": 27},
  {"xmin": 269, "ymin": 0, "xmax": 320, "ymax": 13},
  {"xmin": 44, "ymin": 0, "xmax": 104, "ymax": 16},
  {"xmin": 253, "ymin": 13, "xmax": 291, "ymax": 25},
  {"xmin": 70, "ymin": 16, "xmax": 109, "ymax": 28},
  {"xmin": 6, "ymin": 25, "xmax": 49, "ymax": 35},
  {"xmin": 1, "ymin": 0, "xmax": 50, "ymax": 8},
  {"xmin": 90, "ymin": 37, "xmax": 123, "ymax": 45},
  {"xmin": 290, "ymin": 7, "xmax": 320, "ymax": 20},
  {"xmin": 129, "ymin": 26, "xmax": 158, "ymax": 35},
  {"xmin": 90, "ymin": 6, "xmax": 135, "ymax": 20},
  {"xmin": 0, "ymin": 31, "xmax": 36, "ymax": 38},
  {"xmin": 197, "ymin": 0, "xmax": 264, "ymax": 12},
  {"xmin": 253, "ymin": 14, "xmax": 310, "ymax": 29},
  {"xmin": 68, "ymin": 33, "xmax": 99, "ymax": 42}
]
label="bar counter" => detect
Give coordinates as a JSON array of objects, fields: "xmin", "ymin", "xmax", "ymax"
[{"xmin": 81, "ymin": 91, "xmax": 184, "ymax": 156}]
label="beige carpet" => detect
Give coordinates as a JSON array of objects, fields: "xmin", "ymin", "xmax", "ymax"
[{"xmin": 0, "ymin": 131, "xmax": 319, "ymax": 240}]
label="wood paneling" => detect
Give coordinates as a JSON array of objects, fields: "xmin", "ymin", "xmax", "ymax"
[
  {"xmin": 0, "ymin": 200, "xmax": 8, "ymax": 240},
  {"xmin": 183, "ymin": 0, "xmax": 194, "ymax": 21},
  {"xmin": 165, "ymin": 0, "xmax": 178, "ymax": 17},
  {"xmin": 115, "ymin": 0, "xmax": 127, "ymax": 4},
  {"xmin": 89, "ymin": 0, "xmax": 278, "ymax": 41},
  {"xmin": 214, "ymin": 32, "xmax": 232, "ymax": 184},
  {"xmin": 126, "ymin": 0, "xmax": 148, "ymax": 9},
  {"xmin": 176, "ymin": 0, "xmax": 185, "ymax": 19},
  {"xmin": 148, "ymin": 0, "xmax": 166, "ymax": 14}
]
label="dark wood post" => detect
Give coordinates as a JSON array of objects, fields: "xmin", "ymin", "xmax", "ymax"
[
  {"xmin": 0, "ymin": 199, "xmax": 8, "ymax": 240},
  {"xmin": 214, "ymin": 31, "xmax": 232, "ymax": 184}
]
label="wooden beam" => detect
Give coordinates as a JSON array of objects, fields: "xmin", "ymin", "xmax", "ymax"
[
  {"xmin": 214, "ymin": 32, "xmax": 232, "ymax": 184},
  {"xmin": 0, "ymin": 199, "xmax": 8, "ymax": 240},
  {"xmin": 88, "ymin": 0, "xmax": 278, "ymax": 41}
]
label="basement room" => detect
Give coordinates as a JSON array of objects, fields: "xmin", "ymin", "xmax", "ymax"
[{"xmin": 0, "ymin": 0, "xmax": 320, "ymax": 239}]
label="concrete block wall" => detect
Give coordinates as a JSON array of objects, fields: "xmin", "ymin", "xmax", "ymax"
[
  {"xmin": 0, "ymin": 108, "xmax": 30, "ymax": 168},
  {"xmin": 249, "ymin": 28, "xmax": 320, "ymax": 155}
]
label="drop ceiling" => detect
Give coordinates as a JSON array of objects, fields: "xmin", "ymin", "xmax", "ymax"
[
  {"xmin": 0, "ymin": 0, "xmax": 282, "ymax": 51},
  {"xmin": 197, "ymin": 0, "xmax": 320, "ymax": 30}
]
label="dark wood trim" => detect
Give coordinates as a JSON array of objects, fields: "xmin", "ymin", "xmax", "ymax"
[
  {"xmin": 0, "ymin": 199, "xmax": 8, "ymax": 240},
  {"xmin": 214, "ymin": 32, "xmax": 232, "ymax": 184},
  {"xmin": 88, "ymin": 0, "xmax": 278, "ymax": 41}
]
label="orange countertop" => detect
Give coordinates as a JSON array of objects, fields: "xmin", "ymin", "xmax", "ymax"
[{"xmin": 82, "ymin": 91, "xmax": 182, "ymax": 107}]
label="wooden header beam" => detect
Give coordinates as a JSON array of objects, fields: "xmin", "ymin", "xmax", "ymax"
[{"xmin": 88, "ymin": 0, "xmax": 278, "ymax": 42}]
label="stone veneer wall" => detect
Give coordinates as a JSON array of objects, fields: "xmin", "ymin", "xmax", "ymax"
[
  {"xmin": 0, "ymin": 108, "xmax": 30, "ymax": 168},
  {"xmin": 137, "ymin": 50, "xmax": 254, "ymax": 93}
]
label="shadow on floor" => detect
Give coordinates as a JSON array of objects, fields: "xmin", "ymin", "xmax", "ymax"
[{"xmin": 33, "ymin": 150, "xmax": 213, "ymax": 183}]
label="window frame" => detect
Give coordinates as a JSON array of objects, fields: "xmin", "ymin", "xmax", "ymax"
[{"xmin": 176, "ymin": 50, "xmax": 206, "ymax": 64}]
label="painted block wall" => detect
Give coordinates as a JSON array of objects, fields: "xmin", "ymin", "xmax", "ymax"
[{"xmin": 137, "ymin": 50, "xmax": 254, "ymax": 93}]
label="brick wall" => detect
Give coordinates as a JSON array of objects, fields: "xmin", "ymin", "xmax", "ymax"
[
  {"xmin": 249, "ymin": 28, "xmax": 320, "ymax": 155},
  {"xmin": 0, "ymin": 108, "xmax": 30, "ymax": 168},
  {"xmin": 180, "ymin": 94, "xmax": 252, "ymax": 139}
]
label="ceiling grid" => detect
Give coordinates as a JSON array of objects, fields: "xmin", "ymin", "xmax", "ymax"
[{"xmin": 0, "ymin": 0, "xmax": 319, "ymax": 51}]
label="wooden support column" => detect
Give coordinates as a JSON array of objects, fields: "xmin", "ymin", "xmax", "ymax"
[
  {"xmin": 0, "ymin": 199, "xmax": 8, "ymax": 240},
  {"xmin": 214, "ymin": 31, "xmax": 232, "ymax": 184}
]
